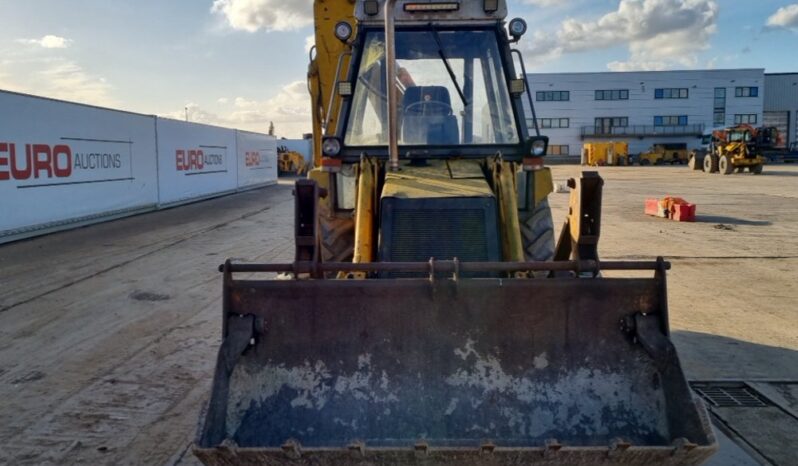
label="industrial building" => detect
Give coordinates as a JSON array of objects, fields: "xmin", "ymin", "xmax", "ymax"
[
  {"xmin": 525, "ymin": 69, "xmax": 766, "ymax": 156},
  {"xmin": 764, "ymin": 73, "xmax": 798, "ymax": 148}
]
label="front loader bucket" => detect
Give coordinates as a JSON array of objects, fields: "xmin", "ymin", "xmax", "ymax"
[{"xmin": 195, "ymin": 260, "xmax": 717, "ymax": 465}]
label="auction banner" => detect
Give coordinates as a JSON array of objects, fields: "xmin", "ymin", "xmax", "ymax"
[
  {"xmin": 236, "ymin": 130, "xmax": 277, "ymax": 190},
  {"xmin": 0, "ymin": 90, "xmax": 158, "ymax": 241},
  {"xmin": 155, "ymin": 118, "xmax": 238, "ymax": 206}
]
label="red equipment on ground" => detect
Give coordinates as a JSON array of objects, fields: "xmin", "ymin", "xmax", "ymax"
[{"xmin": 645, "ymin": 196, "xmax": 696, "ymax": 222}]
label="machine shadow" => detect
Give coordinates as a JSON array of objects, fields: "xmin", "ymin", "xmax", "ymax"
[
  {"xmin": 760, "ymin": 169, "xmax": 798, "ymax": 177},
  {"xmin": 673, "ymin": 330, "xmax": 798, "ymax": 381},
  {"xmin": 695, "ymin": 215, "xmax": 772, "ymax": 226}
]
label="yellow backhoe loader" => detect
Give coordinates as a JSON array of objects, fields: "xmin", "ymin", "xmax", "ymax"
[
  {"xmin": 194, "ymin": 1, "xmax": 717, "ymax": 464},
  {"xmin": 277, "ymin": 145, "xmax": 309, "ymax": 176}
]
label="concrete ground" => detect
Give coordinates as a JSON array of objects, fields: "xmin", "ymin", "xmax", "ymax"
[{"xmin": 0, "ymin": 165, "xmax": 796, "ymax": 465}]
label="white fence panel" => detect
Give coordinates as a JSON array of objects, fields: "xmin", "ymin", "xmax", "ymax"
[
  {"xmin": 156, "ymin": 118, "xmax": 238, "ymax": 206},
  {"xmin": 236, "ymin": 130, "xmax": 277, "ymax": 190},
  {"xmin": 0, "ymin": 91, "xmax": 158, "ymax": 242}
]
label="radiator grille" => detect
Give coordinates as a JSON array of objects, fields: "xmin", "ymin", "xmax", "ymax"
[
  {"xmin": 379, "ymin": 197, "xmax": 500, "ymax": 277},
  {"xmin": 389, "ymin": 209, "xmax": 489, "ymax": 262}
]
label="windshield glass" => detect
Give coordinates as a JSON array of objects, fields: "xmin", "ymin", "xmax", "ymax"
[{"xmin": 344, "ymin": 29, "xmax": 520, "ymax": 147}]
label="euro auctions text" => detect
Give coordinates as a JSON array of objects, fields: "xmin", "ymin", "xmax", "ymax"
[{"xmin": 0, "ymin": 142, "xmax": 124, "ymax": 181}]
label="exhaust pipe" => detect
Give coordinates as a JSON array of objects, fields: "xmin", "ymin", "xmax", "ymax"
[{"xmin": 385, "ymin": 0, "xmax": 399, "ymax": 172}]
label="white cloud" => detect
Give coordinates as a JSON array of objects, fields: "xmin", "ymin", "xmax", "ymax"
[
  {"xmin": 211, "ymin": 0, "xmax": 313, "ymax": 32},
  {"xmin": 518, "ymin": 0, "xmax": 562, "ymax": 6},
  {"xmin": 304, "ymin": 35, "xmax": 315, "ymax": 54},
  {"xmin": 520, "ymin": 0, "xmax": 718, "ymax": 71},
  {"xmin": 16, "ymin": 35, "xmax": 72, "ymax": 49},
  {"xmin": 163, "ymin": 80, "xmax": 311, "ymax": 137},
  {"xmin": 607, "ymin": 60, "xmax": 668, "ymax": 72},
  {"xmin": 217, "ymin": 97, "xmax": 229, "ymax": 104},
  {"xmin": 0, "ymin": 58, "xmax": 116, "ymax": 107},
  {"xmin": 766, "ymin": 4, "xmax": 798, "ymax": 29}
]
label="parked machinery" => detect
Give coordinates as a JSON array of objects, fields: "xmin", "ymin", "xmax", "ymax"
[
  {"xmin": 688, "ymin": 133, "xmax": 712, "ymax": 170},
  {"xmin": 581, "ymin": 141, "xmax": 628, "ymax": 166},
  {"xmin": 194, "ymin": 1, "xmax": 717, "ymax": 464},
  {"xmin": 277, "ymin": 145, "xmax": 309, "ymax": 176},
  {"xmin": 638, "ymin": 143, "xmax": 688, "ymax": 165},
  {"xmin": 703, "ymin": 125, "xmax": 778, "ymax": 175}
]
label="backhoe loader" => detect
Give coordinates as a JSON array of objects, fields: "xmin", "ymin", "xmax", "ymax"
[
  {"xmin": 702, "ymin": 124, "xmax": 776, "ymax": 175},
  {"xmin": 194, "ymin": 1, "xmax": 717, "ymax": 464}
]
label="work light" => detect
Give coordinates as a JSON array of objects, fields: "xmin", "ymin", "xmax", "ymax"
[
  {"xmin": 509, "ymin": 18, "xmax": 527, "ymax": 40},
  {"xmin": 334, "ymin": 21, "xmax": 353, "ymax": 42},
  {"xmin": 322, "ymin": 137, "xmax": 342, "ymax": 157}
]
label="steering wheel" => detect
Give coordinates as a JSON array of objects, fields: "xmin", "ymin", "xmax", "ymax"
[{"xmin": 404, "ymin": 100, "xmax": 453, "ymax": 116}]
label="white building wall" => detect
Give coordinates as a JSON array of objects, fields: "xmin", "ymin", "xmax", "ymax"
[
  {"xmin": 525, "ymin": 69, "xmax": 765, "ymax": 156},
  {"xmin": 764, "ymin": 73, "xmax": 798, "ymax": 147}
]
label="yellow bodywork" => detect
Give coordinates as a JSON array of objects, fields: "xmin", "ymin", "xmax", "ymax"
[
  {"xmin": 716, "ymin": 141, "xmax": 766, "ymax": 166},
  {"xmin": 353, "ymin": 157, "xmax": 377, "ymax": 265},
  {"xmin": 308, "ymin": 0, "xmax": 357, "ymax": 168},
  {"xmin": 277, "ymin": 150, "xmax": 308, "ymax": 175},
  {"xmin": 306, "ymin": 0, "xmax": 554, "ymax": 268},
  {"xmin": 582, "ymin": 142, "xmax": 628, "ymax": 166},
  {"xmin": 638, "ymin": 144, "xmax": 688, "ymax": 165},
  {"xmin": 491, "ymin": 160, "xmax": 525, "ymax": 263}
]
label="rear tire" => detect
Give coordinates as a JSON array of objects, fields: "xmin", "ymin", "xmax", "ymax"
[
  {"xmin": 520, "ymin": 198, "xmax": 555, "ymax": 264},
  {"xmin": 640, "ymin": 159, "xmax": 651, "ymax": 166},
  {"xmin": 719, "ymin": 155, "xmax": 734, "ymax": 175},
  {"xmin": 318, "ymin": 200, "xmax": 355, "ymax": 264},
  {"xmin": 751, "ymin": 164, "xmax": 763, "ymax": 175},
  {"xmin": 704, "ymin": 154, "xmax": 718, "ymax": 173}
]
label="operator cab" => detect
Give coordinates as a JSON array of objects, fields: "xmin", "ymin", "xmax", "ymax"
[{"xmin": 325, "ymin": 0, "xmax": 546, "ymax": 163}]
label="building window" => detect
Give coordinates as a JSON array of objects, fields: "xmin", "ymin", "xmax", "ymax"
[
  {"xmin": 595, "ymin": 89, "xmax": 629, "ymax": 100},
  {"xmin": 594, "ymin": 117, "xmax": 628, "ymax": 134},
  {"xmin": 654, "ymin": 115, "xmax": 688, "ymax": 126},
  {"xmin": 734, "ymin": 87, "xmax": 758, "ymax": 98},
  {"xmin": 539, "ymin": 118, "xmax": 570, "ymax": 129},
  {"xmin": 713, "ymin": 87, "xmax": 726, "ymax": 126},
  {"xmin": 549, "ymin": 145, "xmax": 569, "ymax": 156},
  {"xmin": 654, "ymin": 88, "xmax": 689, "ymax": 99},
  {"xmin": 536, "ymin": 91, "xmax": 570, "ymax": 102},
  {"xmin": 734, "ymin": 114, "xmax": 758, "ymax": 124},
  {"xmin": 595, "ymin": 117, "xmax": 628, "ymax": 128}
]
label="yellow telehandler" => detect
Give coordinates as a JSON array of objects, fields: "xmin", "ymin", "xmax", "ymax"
[
  {"xmin": 703, "ymin": 125, "xmax": 773, "ymax": 175},
  {"xmin": 194, "ymin": 1, "xmax": 717, "ymax": 464}
]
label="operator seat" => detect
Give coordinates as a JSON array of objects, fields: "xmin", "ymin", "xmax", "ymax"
[{"xmin": 401, "ymin": 86, "xmax": 459, "ymax": 145}]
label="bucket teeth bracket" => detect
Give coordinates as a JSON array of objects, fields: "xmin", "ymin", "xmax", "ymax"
[
  {"xmin": 199, "ymin": 314, "xmax": 255, "ymax": 446},
  {"xmin": 625, "ymin": 313, "xmax": 676, "ymax": 372}
]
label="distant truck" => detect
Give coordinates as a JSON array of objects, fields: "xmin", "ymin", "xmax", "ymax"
[
  {"xmin": 763, "ymin": 141, "xmax": 798, "ymax": 164},
  {"xmin": 637, "ymin": 143, "xmax": 689, "ymax": 165}
]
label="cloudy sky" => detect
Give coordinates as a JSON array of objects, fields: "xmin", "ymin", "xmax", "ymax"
[{"xmin": 1, "ymin": 0, "xmax": 797, "ymax": 138}]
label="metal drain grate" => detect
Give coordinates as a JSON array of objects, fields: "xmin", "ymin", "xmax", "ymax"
[{"xmin": 691, "ymin": 383, "xmax": 770, "ymax": 408}]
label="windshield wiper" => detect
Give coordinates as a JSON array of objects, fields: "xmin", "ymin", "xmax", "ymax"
[{"xmin": 430, "ymin": 25, "xmax": 468, "ymax": 107}]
